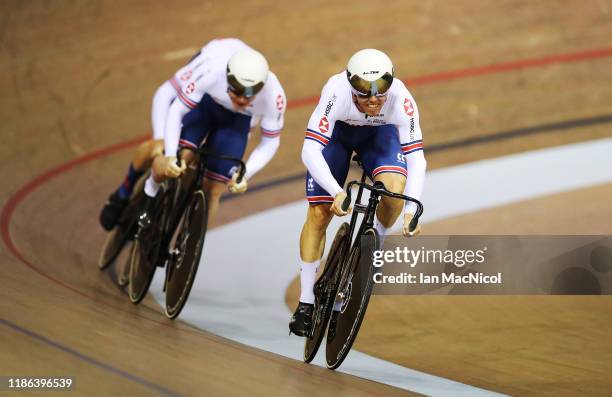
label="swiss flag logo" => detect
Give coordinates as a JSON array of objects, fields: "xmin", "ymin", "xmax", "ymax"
[
  {"xmin": 276, "ymin": 94, "xmax": 284, "ymax": 111},
  {"xmin": 404, "ymin": 98, "xmax": 415, "ymax": 116},
  {"xmin": 319, "ymin": 116, "xmax": 329, "ymax": 134}
]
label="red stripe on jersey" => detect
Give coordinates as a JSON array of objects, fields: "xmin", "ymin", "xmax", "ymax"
[
  {"xmin": 177, "ymin": 90, "xmax": 197, "ymax": 109},
  {"xmin": 305, "ymin": 131, "xmax": 329, "ymax": 145},
  {"xmin": 261, "ymin": 128, "xmax": 281, "ymax": 137},
  {"xmin": 402, "ymin": 143, "xmax": 423, "ymax": 152}
]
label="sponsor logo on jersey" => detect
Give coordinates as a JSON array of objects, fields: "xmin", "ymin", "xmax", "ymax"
[
  {"xmin": 180, "ymin": 70, "xmax": 193, "ymax": 81},
  {"xmin": 186, "ymin": 82, "xmax": 195, "ymax": 94},
  {"xmin": 276, "ymin": 94, "xmax": 284, "ymax": 111},
  {"xmin": 404, "ymin": 98, "xmax": 415, "ymax": 116},
  {"xmin": 324, "ymin": 95, "xmax": 337, "ymax": 117},
  {"xmin": 319, "ymin": 116, "xmax": 330, "ymax": 134}
]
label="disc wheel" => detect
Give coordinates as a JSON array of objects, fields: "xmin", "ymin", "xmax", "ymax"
[
  {"xmin": 127, "ymin": 193, "xmax": 169, "ymax": 304},
  {"xmin": 303, "ymin": 222, "xmax": 349, "ymax": 363},
  {"xmin": 165, "ymin": 190, "xmax": 208, "ymax": 319},
  {"xmin": 325, "ymin": 228, "xmax": 378, "ymax": 370}
]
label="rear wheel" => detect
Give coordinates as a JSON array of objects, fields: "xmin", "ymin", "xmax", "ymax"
[
  {"xmin": 325, "ymin": 228, "xmax": 378, "ymax": 370},
  {"xmin": 303, "ymin": 222, "xmax": 349, "ymax": 363},
  {"xmin": 165, "ymin": 190, "xmax": 208, "ymax": 319}
]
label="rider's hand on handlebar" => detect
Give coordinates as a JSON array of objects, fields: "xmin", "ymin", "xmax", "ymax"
[
  {"xmin": 330, "ymin": 191, "xmax": 351, "ymax": 216},
  {"xmin": 162, "ymin": 156, "xmax": 186, "ymax": 179},
  {"xmin": 403, "ymin": 212, "xmax": 421, "ymax": 237},
  {"xmin": 228, "ymin": 172, "xmax": 247, "ymax": 194}
]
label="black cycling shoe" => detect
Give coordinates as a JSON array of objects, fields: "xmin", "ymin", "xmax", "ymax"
[
  {"xmin": 99, "ymin": 191, "xmax": 129, "ymax": 231},
  {"xmin": 289, "ymin": 302, "xmax": 314, "ymax": 337}
]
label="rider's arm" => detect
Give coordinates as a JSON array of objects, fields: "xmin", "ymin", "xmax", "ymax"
[
  {"xmin": 244, "ymin": 74, "xmax": 286, "ymax": 180},
  {"xmin": 301, "ymin": 78, "xmax": 344, "ymax": 197},
  {"xmin": 395, "ymin": 91, "xmax": 427, "ymax": 215},
  {"xmin": 244, "ymin": 134, "xmax": 280, "ymax": 180},
  {"xmin": 151, "ymin": 80, "xmax": 177, "ymax": 140},
  {"xmin": 163, "ymin": 74, "xmax": 207, "ymax": 157},
  {"xmin": 164, "ymin": 99, "xmax": 192, "ymax": 157},
  {"xmin": 302, "ymin": 139, "xmax": 343, "ymax": 197},
  {"xmin": 403, "ymin": 150, "xmax": 426, "ymax": 214}
]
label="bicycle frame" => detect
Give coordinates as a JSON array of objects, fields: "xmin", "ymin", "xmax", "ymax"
[{"xmin": 161, "ymin": 148, "xmax": 246, "ymax": 281}]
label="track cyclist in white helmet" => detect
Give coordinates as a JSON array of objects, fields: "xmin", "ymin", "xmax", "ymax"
[
  {"xmin": 289, "ymin": 49, "xmax": 427, "ymax": 336},
  {"xmin": 99, "ymin": 38, "xmax": 286, "ymax": 230}
]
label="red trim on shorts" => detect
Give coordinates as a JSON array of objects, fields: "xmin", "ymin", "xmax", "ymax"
[
  {"xmin": 179, "ymin": 139, "xmax": 198, "ymax": 149},
  {"xmin": 372, "ymin": 165, "xmax": 408, "ymax": 177},
  {"xmin": 204, "ymin": 169, "xmax": 230, "ymax": 183},
  {"xmin": 307, "ymin": 195, "xmax": 334, "ymax": 203}
]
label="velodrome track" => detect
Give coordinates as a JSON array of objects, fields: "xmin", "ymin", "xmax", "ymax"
[{"xmin": 1, "ymin": 2, "xmax": 611, "ymax": 396}]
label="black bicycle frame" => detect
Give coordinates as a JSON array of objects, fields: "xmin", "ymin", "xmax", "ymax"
[{"xmin": 340, "ymin": 171, "xmax": 425, "ymax": 257}]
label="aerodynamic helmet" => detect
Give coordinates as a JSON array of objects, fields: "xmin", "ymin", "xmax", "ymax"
[
  {"xmin": 346, "ymin": 49, "xmax": 394, "ymax": 97},
  {"xmin": 226, "ymin": 49, "xmax": 269, "ymax": 98}
]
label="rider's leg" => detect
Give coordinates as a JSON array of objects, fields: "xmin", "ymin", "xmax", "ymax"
[
  {"xmin": 299, "ymin": 203, "xmax": 334, "ymax": 304},
  {"xmin": 100, "ymin": 139, "xmax": 164, "ymax": 230},
  {"xmin": 202, "ymin": 177, "xmax": 226, "ymax": 221},
  {"xmin": 373, "ymin": 172, "xmax": 407, "ymax": 233},
  {"xmin": 358, "ymin": 124, "xmax": 407, "ymax": 239},
  {"xmin": 118, "ymin": 139, "xmax": 163, "ymax": 199}
]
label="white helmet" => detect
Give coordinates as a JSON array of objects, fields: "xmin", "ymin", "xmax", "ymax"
[
  {"xmin": 227, "ymin": 49, "xmax": 269, "ymax": 98},
  {"xmin": 346, "ymin": 49, "xmax": 394, "ymax": 96}
]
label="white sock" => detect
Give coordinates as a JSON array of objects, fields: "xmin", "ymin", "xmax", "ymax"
[
  {"xmin": 144, "ymin": 175, "xmax": 160, "ymax": 198},
  {"xmin": 375, "ymin": 218, "xmax": 388, "ymax": 246},
  {"xmin": 299, "ymin": 259, "xmax": 319, "ymax": 304}
]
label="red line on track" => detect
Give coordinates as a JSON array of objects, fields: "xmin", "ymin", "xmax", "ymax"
[
  {"xmin": 1, "ymin": 46, "xmax": 612, "ymax": 393},
  {"xmin": 285, "ymin": 46, "xmax": 612, "ymax": 109}
]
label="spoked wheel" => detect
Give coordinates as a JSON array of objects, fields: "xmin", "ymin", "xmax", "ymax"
[
  {"xmin": 303, "ymin": 222, "xmax": 349, "ymax": 363},
  {"xmin": 128, "ymin": 193, "xmax": 170, "ymax": 304},
  {"xmin": 97, "ymin": 176, "xmax": 147, "ymax": 270},
  {"xmin": 164, "ymin": 190, "xmax": 208, "ymax": 319},
  {"xmin": 326, "ymin": 228, "xmax": 378, "ymax": 370}
]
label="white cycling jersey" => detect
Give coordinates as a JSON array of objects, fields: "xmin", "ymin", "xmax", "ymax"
[
  {"xmin": 302, "ymin": 72, "xmax": 426, "ymax": 214},
  {"xmin": 159, "ymin": 38, "xmax": 286, "ymax": 180}
]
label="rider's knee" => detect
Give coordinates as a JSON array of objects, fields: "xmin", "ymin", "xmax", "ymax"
[
  {"xmin": 203, "ymin": 178, "xmax": 225, "ymax": 199},
  {"xmin": 307, "ymin": 204, "xmax": 333, "ymax": 231},
  {"xmin": 179, "ymin": 148, "xmax": 196, "ymax": 165},
  {"xmin": 375, "ymin": 172, "xmax": 406, "ymax": 194}
]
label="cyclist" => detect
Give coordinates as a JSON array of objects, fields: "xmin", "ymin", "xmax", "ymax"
[
  {"xmin": 289, "ymin": 49, "xmax": 427, "ymax": 336},
  {"xmin": 100, "ymin": 38, "xmax": 286, "ymax": 229}
]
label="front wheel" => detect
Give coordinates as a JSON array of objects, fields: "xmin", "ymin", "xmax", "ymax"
[
  {"xmin": 165, "ymin": 190, "xmax": 208, "ymax": 319},
  {"xmin": 127, "ymin": 191, "xmax": 170, "ymax": 304},
  {"xmin": 303, "ymin": 222, "xmax": 349, "ymax": 363},
  {"xmin": 325, "ymin": 227, "xmax": 378, "ymax": 370}
]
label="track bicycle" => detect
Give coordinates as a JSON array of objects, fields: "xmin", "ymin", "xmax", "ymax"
[
  {"xmin": 303, "ymin": 155, "xmax": 423, "ymax": 369},
  {"xmin": 127, "ymin": 148, "xmax": 245, "ymax": 319}
]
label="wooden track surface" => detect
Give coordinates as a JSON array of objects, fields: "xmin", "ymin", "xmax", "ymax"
[{"xmin": 1, "ymin": 1, "xmax": 611, "ymax": 395}]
